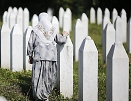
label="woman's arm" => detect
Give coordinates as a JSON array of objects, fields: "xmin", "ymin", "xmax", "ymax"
[
  {"xmin": 54, "ymin": 31, "xmax": 69, "ymax": 45},
  {"xmin": 27, "ymin": 31, "xmax": 36, "ymax": 64}
]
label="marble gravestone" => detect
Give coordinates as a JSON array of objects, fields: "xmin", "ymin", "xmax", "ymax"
[
  {"xmin": 79, "ymin": 36, "xmax": 98, "ymax": 101},
  {"xmin": 2, "ymin": 11, "xmax": 7, "ymax": 23},
  {"xmin": 16, "ymin": 7, "xmax": 23, "ymax": 33},
  {"xmin": 1, "ymin": 22, "xmax": 11, "ymax": 69},
  {"xmin": 120, "ymin": 9, "xmax": 127, "ymax": 43},
  {"xmin": 52, "ymin": 16, "xmax": 59, "ymax": 33},
  {"xmin": 81, "ymin": 13, "xmax": 88, "ymax": 37},
  {"xmin": 114, "ymin": 16, "xmax": 123, "ymax": 44},
  {"xmin": 23, "ymin": 26, "xmax": 33, "ymax": 71},
  {"xmin": 32, "ymin": 14, "xmax": 38, "ymax": 27},
  {"xmin": 59, "ymin": 7, "xmax": 64, "ymax": 28},
  {"xmin": 57, "ymin": 36, "xmax": 73, "ymax": 98},
  {"xmin": 23, "ymin": 8, "xmax": 29, "ymax": 33},
  {"xmin": 104, "ymin": 8, "xmax": 110, "ymax": 20},
  {"xmin": 102, "ymin": 22, "xmax": 115, "ymax": 62},
  {"xmin": 74, "ymin": 19, "xmax": 83, "ymax": 61},
  {"xmin": 107, "ymin": 42, "xmax": 129, "ymax": 101},
  {"xmin": 112, "ymin": 8, "xmax": 118, "ymax": 25},
  {"xmin": 10, "ymin": 24, "xmax": 23, "ymax": 72},
  {"xmin": 97, "ymin": 7, "xmax": 102, "ymax": 25},
  {"xmin": 90, "ymin": 7, "xmax": 95, "ymax": 24}
]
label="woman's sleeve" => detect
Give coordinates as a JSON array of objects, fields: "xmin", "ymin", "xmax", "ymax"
[
  {"xmin": 27, "ymin": 31, "xmax": 35, "ymax": 57},
  {"xmin": 54, "ymin": 33, "xmax": 67, "ymax": 45}
]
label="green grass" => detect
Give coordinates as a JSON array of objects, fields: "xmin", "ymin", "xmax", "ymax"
[{"xmin": 0, "ymin": 21, "xmax": 131, "ymax": 101}]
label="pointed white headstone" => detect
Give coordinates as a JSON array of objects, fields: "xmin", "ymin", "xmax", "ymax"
[
  {"xmin": 63, "ymin": 12, "xmax": 70, "ymax": 33},
  {"xmin": 114, "ymin": 16, "xmax": 123, "ymax": 44},
  {"xmin": 57, "ymin": 36, "xmax": 73, "ymax": 98},
  {"xmin": 66, "ymin": 8, "xmax": 72, "ymax": 31},
  {"xmin": 74, "ymin": 19, "xmax": 83, "ymax": 61},
  {"xmin": 10, "ymin": 24, "xmax": 23, "ymax": 72},
  {"xmin": 112, "ymin": 8, "xmax": 118, "ymax": 25},
  {"xmin": 8, "ymin": 6, "xmax": 12, "ymax": 13},
  {"xmin": 79, "ymin": 36, "xmax": 98, "ymax": 101},
  {"xmin": 106, "ymin": 42, "xmax": 129, "ymax": 101},
  {"xmin": 16, "ymin": 7, "xmax": 23, "ymax": 33},
  {"xmin": 13, "ymin": 7, "xmax": 17, "ymax": 14},
  {"xmin": 10, "ymin": 11, "xmax": 16, "ymax": 30},
  {"xmin": 104, "ymin": 8, "xmax": 110, "ymax": 20},
  {"xmin": 32, "ymin": 14, "xmax": 38, "ymax": 27},
  {"xmin": 120, "ymin": 9, "xmax": 127, "ymax": 43},
  {"xmin": 102, "ymin": 16, "xmax": 110, "ymax": 46},
  {"xmin": 90, "ymin": 7, "xmax": 96, "ymax": 23},
  {"xmin": 102, "ymin": 22, "xmax": 115, "ymax": 62},
  {"xmin": 81, "ymin": 13, "xmax": 88, "ymax": 36},
  {"xmin": 59, "ymin": 7, "xmax": 64, "ymax": 28},
  {"xmin": 7, "ymin": 7, "xmax": 12, "ymax": 26},
  {"xmin": 23, "ymin": 26, "xmax": 33, "ymax": 71},
  {"xmin": 47, "ymin": 8, "xmax": 53, "ymax": 21},
  {"xmin": 1, "ymin": 22, "xmax": 11, "ymax": 69},
  {"xmin": 97, "ymin": 7, "xmax": 102, "ymax": 25},
  {"xmin": 52, "ymin": 16, "xmax": 59, "ymax": 33},
  {"xmin": 23, "ymin": 8, "xmax": 29, "ymax": 33},
  {"xmin": 3, "ymin": 11, "xmax": 8, "ymax": 23}
]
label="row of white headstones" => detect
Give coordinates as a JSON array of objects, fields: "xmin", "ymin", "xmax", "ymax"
[
  {"xmin": 1, "ymin": 6, "xmax": 131, "ymax": 101},
  {"xmin": 2, "ymin": 6, "xmax": 53, "ymax": 33},
  {"xmin": 73, "ymin": 7, "xmax": 130, "ymax": 101}
]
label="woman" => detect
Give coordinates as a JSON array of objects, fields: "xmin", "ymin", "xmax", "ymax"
[{"xmin": 27, "ymin": 12, "xmax": 68, "ymax": 101}]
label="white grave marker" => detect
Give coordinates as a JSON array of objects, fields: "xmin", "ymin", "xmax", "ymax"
[
  {"xmin": 114, "ymin": 16, "xmax": 123, "ymax": 43},
  {"xmin": 97, "ymin": 7, "xmax": 102, "ymax": 25},
  {"xmin": 10, "ymin": 24, "xmax": 23, "ymax": 72},
  {"xmin": 81, "ymin": 13, "xmax": 88, "ymax": 36},
  {"xmin": 120, "ymin": 9, "xmax": 127, "ymax": 43},
  {"xmin": 23, "ymin": 8, "xmax": 29, "ymax": 33},
  {"xmin": 63, "ymin": 11, "xmax": 70, "ymax": 33},
  {"xmin": 74, "ymin": 19, "xmax": 83, "ymax": 61},
  {"xmin": 104, "ymin": 8, "xmax": 110, "ymax": 20},
  {"xmin": 79, "ymin": 36, "xmax": 98, "ymax": 101},
  {"xmin": 7, "ymin": 7, "xmax": 12, "ymax": 26},
  {"xmin": 102, "ymin": 22, "xmax": 115, "ymax": 62},
  {"xmin": 13, "ymin": 7, "xmax": 17, "ymax": 14},
  {"xmin": 102, "ymin": 16, "xmax": 110, "ymax": 46},
  {"xmin": 16, "ymin": 7, "xmax": 23, "ymax": 33},
  {"xmin": 32, "ymin": 14, "xmax": 38, "ymax": 27},
  {"xmin": 47, "ymin": 8, "xmax": 53, "ymax": 21},
  {"xmin": 66, "ymin": 8, "xmax": 72, "ymax": 31},
  {"xmin": 10, "ymin": 11, "xmax": 16, "ymax": 30},
  {"xmin": 112, "ymin": 8, "xmax": 118, "ymax": 25},
  {"xmin": 52, "ymin": 16, "xmax": 59, "ymax": 33},
  {"xmin": 90, "ymin": 7, "xmax": 96, "ymax": 23},
  {"xmin": 1, "ymin": 22, "xmax": 11, "ymax": 69},
  {"xmin": 107, "ymin": 42, "xmax": 129, "ymax": 101},
  {"xmin": 23, "ymin": 26, "xmax": 33, "ymax": 71},
  {"xmin": 57, "ymin": 36, "xmax": 73, "ymax": 98},
  {"xmin": 3, "ymin": 11, "xmax": 7, "ymax": 23},
  {"xmin": 59, "ymin": 7, "xmax": 64, "ymax": 28}
]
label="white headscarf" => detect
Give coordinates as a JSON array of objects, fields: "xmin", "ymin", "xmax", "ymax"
[{"xmin": 33, "ymin": 12, "xmax": 57, "ymax": 44}]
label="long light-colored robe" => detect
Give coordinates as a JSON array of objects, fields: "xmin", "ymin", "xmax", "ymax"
[{"xmin": 27, "ymin": 30, "xmax": 67, "ymax": 100}]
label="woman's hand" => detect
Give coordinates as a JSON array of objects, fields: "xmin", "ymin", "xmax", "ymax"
[
  {"xmin": 28, "ymin": 56, "xmax": 33, "ymax": 64},
  {"xmin": 62, "ymin": 31, "xmax": 69, "ymax": 36}
]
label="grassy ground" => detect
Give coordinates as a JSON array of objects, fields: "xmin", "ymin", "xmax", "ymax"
[{"xmin": 0, "ymin": 21, "xmax": 131, "ymax": 101}]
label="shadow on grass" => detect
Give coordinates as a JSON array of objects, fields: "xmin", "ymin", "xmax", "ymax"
[{"xmin": 17, "ymin": 72, "xmax": 34, "ymax": 101}]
